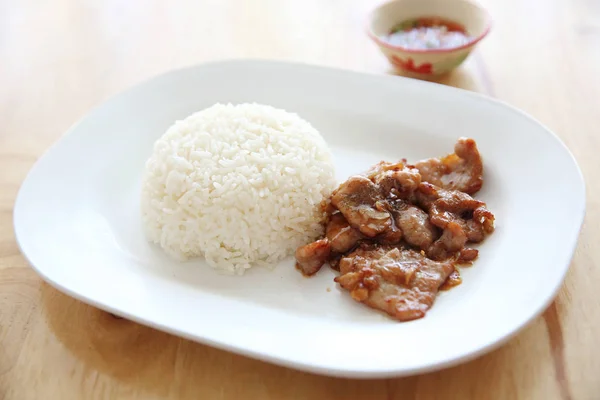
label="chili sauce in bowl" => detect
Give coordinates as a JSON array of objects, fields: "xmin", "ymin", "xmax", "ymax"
[
  {"xmin": 385, "ymin": 17, "xmax": 473, "ymax": 50},
  {"xmin": 367, "ymin": 0, "xmax": 492, "ymax": 78}
]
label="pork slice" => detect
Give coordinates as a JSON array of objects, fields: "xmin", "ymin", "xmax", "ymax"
[
  {"xmin": 295, "ymin": 239, "xmax": 331, "ymax": 276},
  {"xmin": 413, "ymin": 182, "xmax": 495, "ymax": 259},
  {"xmin": 415, "ymin": 137, "xmax": 484, "ymax": 195},
  {"xmin": 390, "ymin": 200, "xmax": 439, "ymax": 250},
  {"xmin": 326, "ymin": 213, "xmax": 363, "ymax": 254},
  {"xmin": 331, "ymin": 176, "xmax": 391, "ymax": 237},
  {"xmin": 335, "ymin": 245, "xmax": 454, "ymax": 321}
]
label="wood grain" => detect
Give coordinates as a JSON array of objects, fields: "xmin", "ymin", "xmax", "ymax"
[{"xmin": 1, "ymin": 0, "xmax": 598, "ymax": 398}]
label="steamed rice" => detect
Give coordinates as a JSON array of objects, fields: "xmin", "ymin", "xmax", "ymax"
[{"xmin": 141, "ymin": 103, "xmax": 336, "ymax": 274}]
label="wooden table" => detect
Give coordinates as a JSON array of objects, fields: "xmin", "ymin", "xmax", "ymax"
[{"xmin": 1, "ymin": 0, "xmax": 598, "ymax": 398}]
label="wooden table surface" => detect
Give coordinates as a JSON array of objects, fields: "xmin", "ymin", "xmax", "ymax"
[{"xmin": 1, "ymin": 0, "xmax": 599, "ymax": 398}]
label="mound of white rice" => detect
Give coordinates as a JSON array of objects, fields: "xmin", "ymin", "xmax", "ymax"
[{"xmin": 141, "ymin": 103, "xmax": 336, "ymax": 274}]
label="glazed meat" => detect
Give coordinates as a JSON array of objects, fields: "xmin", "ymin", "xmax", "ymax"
[
  {"xmin": 377, "ymin": 214, "xmax": 404, "ymax": 245},
  {"xmin": 415, "ymin": 137, "xmax": 483, "ymax": 195},
  {"xmin": 326, "ymin": 213, "xmax": 363, "ymax": 254},
  {"xmin": 293, "ymin": 137, "xmax": 496, "ymax": 322},
  {"xmin": 427, "ymin": 221, "xmax": 468, "ymax": 260},
  {"xmin": 440, "ymin": 270, "xmax": 463, "ymax": 290},
  {"xmin": 416, "ymin": 182, "xmax": 494, "ymax": 259},
  {"xmin": 295, "ymin": 239, "xmax": 331, "ymax": 276},
  {"xmin": 335, "ymin": 245, "xmax": 455, "ymax": 321},
  {"xmin": 364, "ymin": 161, "xmax": 404, "ymax": 180},
  {"xmin": 390, "ymin": 200, "xmax": 438, "ymax": 250},
  {"xmin": 331, "ymin": 176, "xmax": 391, "ymax": 237},
  {"xmin": 365, "ymin": 162, "xmax": 422, "ymax": 199},
  {"xmin": 457, "ymin": 247, "xmax": 479, "ymax": 263},
  {"xmin": 418, "ymin": 182, "xmax": 495, "ymax": 242}
]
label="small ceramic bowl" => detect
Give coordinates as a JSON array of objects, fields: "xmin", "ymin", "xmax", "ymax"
[{"xmin": 367, "ymin": 0, "xmax": 491, "ymax": 78}]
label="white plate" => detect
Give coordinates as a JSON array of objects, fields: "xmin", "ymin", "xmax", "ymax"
[{"xmin": 14, "ymin": 60, "xmax": 585, "ymax": 378}]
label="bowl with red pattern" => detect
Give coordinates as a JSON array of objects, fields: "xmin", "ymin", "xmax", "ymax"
[{"xmin": 368, "ymin": 0, "xmax": 492, "ymax": 78}]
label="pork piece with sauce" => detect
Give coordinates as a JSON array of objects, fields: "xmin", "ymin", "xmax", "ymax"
[
  {"xmin": 296, "ymin": 213, "xmax": 365, "ymax": 276},
  {"xmin": 389, "ymin": 200, "xmax": 438, "ymax": 250},
  {"xmin": 295, "ymin": 239, "xmax": 331, "ymax": 276},
  {"xmin": 415, "ymin": 137, "xmax": 483, "ymax": 195},
  {"xmin": 365, "ymin": 162, "xmax": 422, "ymax": 199},
  {"xmin": 340, "ymin": 164, "xmax": 425, "ymax": 245},
  {"xmin": 293, "ymin": 137, "xmax": 496, "ymax": 322},
  {"xmin": 326, "ymin": 213, "xmax": 363, "ymax": 254},
  {"xmin": 330, "ymin": 176, "xmax": 392, "ymax": 237},
  {"xmin": 334, "ymin": 244, "xmax": 455, "ymax": 321},
  {"xmin": 427, "ymin": 221, "xmax": 468, "ymax": 260},
  {"xmin": 416, "ymin": 182, "xmax": 495, "ymax": 260}
]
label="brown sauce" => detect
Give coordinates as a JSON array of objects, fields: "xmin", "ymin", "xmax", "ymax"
[{"xmin": 440, "ymin": 269, "xmax": 462, "ymax": 291}]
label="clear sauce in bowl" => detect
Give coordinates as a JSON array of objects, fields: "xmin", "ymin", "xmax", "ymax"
[{"xmin": 383, "ymin": 17, "xmax": 473, "ymax": 50}]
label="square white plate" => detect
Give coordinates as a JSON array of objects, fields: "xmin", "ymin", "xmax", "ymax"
[{"xmin": 14, "ymin": 60, "xmax": 585, "ymax": 378}]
